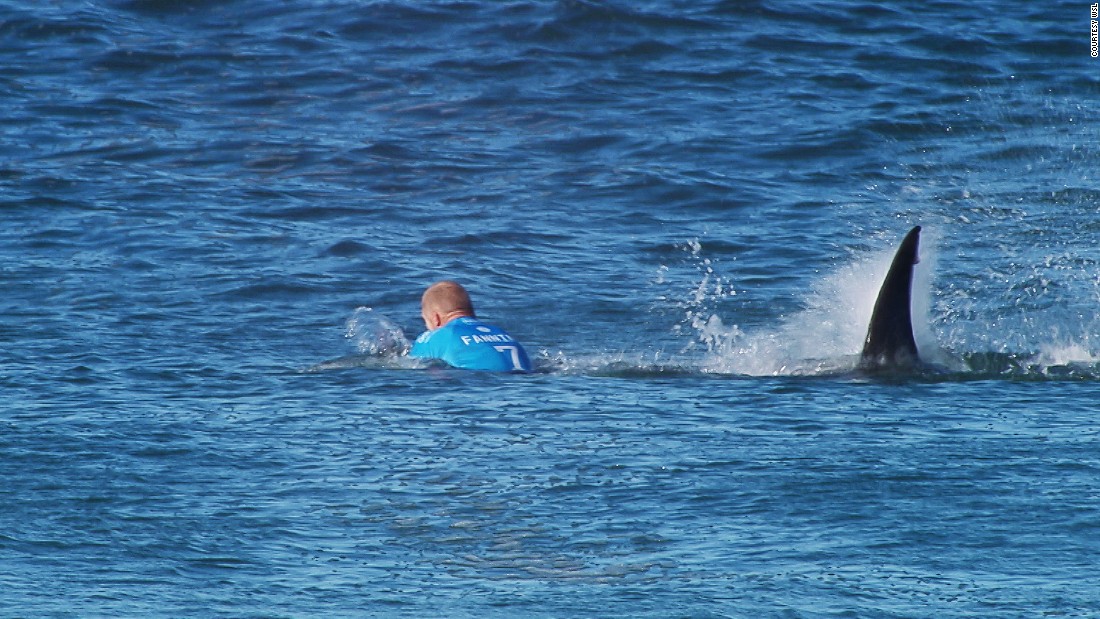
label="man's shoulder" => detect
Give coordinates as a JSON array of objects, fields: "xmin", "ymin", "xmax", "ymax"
[
  {"xmin": 451, "ymin": 317, "xmax": 506, "ymax": 333},
  {"xmin": 414, "ymin": 319, "xmax": 474, "ymax": 348}
]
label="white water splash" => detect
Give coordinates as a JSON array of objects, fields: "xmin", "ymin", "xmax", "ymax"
[
  {"xmin": 1035, "ymin": 340, "xmax": 1100, "ymax": 367},
  {"xmin": 345, "ymin": 306, "xmax": 411, "ymax": 356},
  {"xmin": 306, "ymin": 307, "xmax": 417, "ymax": 372},
  {"xmin": 692, "ymin": 235, "xmax": 939, "ymax": 376}
]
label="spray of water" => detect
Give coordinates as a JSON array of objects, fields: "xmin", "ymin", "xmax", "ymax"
[
  {"xmin": 691, "ymin": 241, "xmax": 925, "ymax": 376},
  {"xmin": 306, "ymin": 307, "xmax": 417, "ymax": 372},
  {"xmin": 345, "ymin": 306, "xmax": 411, "ymax": 356}
]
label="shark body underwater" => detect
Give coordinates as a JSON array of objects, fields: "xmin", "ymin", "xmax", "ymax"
[{"xmin": 859, "ymin": 225, "xmax": 923, "ymax": 372}]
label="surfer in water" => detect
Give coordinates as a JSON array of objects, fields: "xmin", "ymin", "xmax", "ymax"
[{"xmin": 409, "ymin": 280, "xmax": 533, "ymax": 372}]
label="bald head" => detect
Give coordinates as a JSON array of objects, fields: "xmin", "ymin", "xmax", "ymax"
[{"xmin": 420, "ymin": 280, "xmax": 475, "ymax": 330}]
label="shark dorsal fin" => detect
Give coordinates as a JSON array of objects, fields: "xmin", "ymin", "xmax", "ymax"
[{"xmin": 860, "ymin": 226, "xmax": 921, "ymax": 369}]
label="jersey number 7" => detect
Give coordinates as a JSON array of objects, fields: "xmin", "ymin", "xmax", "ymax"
[{"xmin": 493, "ymin": 345, "xmax": 525, "ymax": 372}]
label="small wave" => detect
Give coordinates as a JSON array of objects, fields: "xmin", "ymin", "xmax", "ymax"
[
  {"xmin": 968, "ymin": 342, "xmax": 1100, "ymax": 381},
  {"xmin": 312, "ymin": 341, "xmax": 1100, "ymax": 383},
  {"xmin": 306, "ymin": 353, "xmax": 423, "ymax": 373},
  {"xmin": 533, "ymin": 350, "xmax": 700, "ymax": 378},
  {"xmin": 943, "ymin": 350, "xmax": 1100, "ymax": 382},
  {"xmin": 530, "ymin": 347, "xmax": 1100, "ymax": 382}
]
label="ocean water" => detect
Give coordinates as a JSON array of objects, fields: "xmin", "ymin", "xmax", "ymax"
[{"xmin": 3, "ymin": 0, "xmax": 1099, "ymax": 617}]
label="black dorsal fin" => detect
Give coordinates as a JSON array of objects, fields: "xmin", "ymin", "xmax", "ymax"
[{"xmin": 860, "ymin": 226, "xmax": 921, "ymax": 369}]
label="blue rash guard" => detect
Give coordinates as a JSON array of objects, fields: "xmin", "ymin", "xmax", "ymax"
[{"xmin": 410, "ymin": 316, "xmax": 532, "ymax": 372}]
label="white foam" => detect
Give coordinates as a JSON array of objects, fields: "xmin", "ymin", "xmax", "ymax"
[{"xmin": 1035, "ymin": 340, "xmax": 1099, "ymax": 366}]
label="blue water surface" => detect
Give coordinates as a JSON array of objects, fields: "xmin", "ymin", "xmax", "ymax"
[{"xmin": 2, "ymin": 1, "xmax": 1099, "ymax": 617}]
